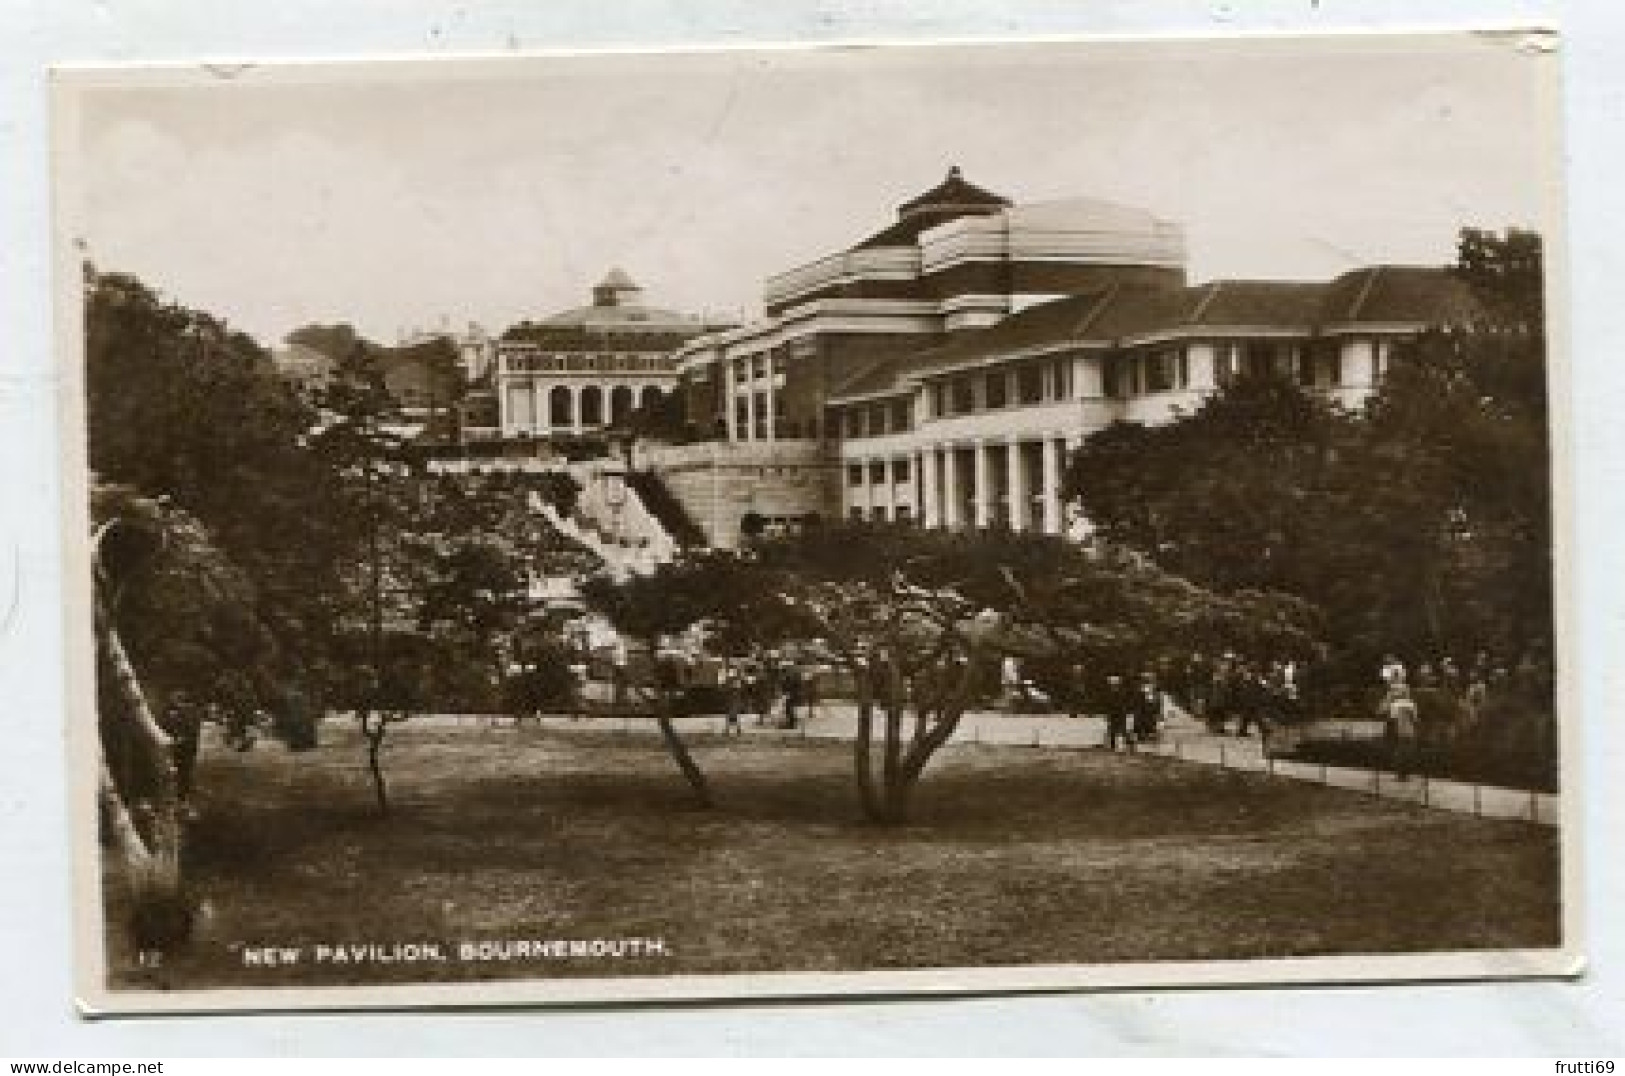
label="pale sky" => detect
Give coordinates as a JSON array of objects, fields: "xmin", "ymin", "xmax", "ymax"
[{"xmin": 69, "ymin": 34, "xmax": 1560, "ymax": 347}]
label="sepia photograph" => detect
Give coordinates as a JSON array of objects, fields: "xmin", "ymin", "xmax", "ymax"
[{"xmin": 52, "ymin": 31, "xmax": 1574, "ymax": 1013}]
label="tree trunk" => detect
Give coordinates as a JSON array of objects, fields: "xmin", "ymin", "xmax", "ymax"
[
  {"xmin": 95, "ymin": 597, "xmax": 181, "ymax": 882},
  {"xmin": 96, "ymin": 595, "xmax": 192, "ymax": 962},
  {"xmin": 656, "ymin": 714, "xmax": 713, "ymax": 808},
  {"xmin": 360, "ymin": 711, "xmax": 390, "ymax": 816},
  {"xmin": 852, "ymin": 695, "xmax": 886, "ymax": 823}
]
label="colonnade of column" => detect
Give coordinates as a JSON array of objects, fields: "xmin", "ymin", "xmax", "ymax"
[
  {"xmin": 499, "ymin": 379, "xmax": 667, "ymax": 436},
  {"xmin": 846, "ymin": 432, "xmax": 1076, "ymax": 536}
]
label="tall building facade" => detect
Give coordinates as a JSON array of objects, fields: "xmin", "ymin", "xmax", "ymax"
[{"xmin": 650, "ymin": 169, "xmax": 1482, "ymax": 547}]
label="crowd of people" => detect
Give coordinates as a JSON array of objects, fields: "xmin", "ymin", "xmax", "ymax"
[{"xmin": 1373, "ymin": 650, "xmax": 1555, "ymax": 780}]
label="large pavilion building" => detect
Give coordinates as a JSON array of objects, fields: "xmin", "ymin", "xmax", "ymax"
[
  {"xmin": 487, "ymin": 269, "xmax": 734, "ymax": 440},
  {"xmin": 649, "ymin": 168, "xmax": 1482, "ymax": 547}
]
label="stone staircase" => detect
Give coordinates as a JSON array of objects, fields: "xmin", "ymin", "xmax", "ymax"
[{"xmin": 533, "ymin": 461, "xmax": 680, "ymax": 579}]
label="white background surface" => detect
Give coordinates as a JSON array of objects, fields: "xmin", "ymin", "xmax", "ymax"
[{"xmin": 2, "ymin": 0, "xmax": 1621, "ymax": 1056}]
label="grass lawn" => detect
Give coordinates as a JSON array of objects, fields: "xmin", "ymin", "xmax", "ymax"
[{"xmin": 105, "ymin": 722, "xmax": 1562, "ymax": 990}]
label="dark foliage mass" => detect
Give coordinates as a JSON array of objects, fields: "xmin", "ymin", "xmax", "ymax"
[
  {"xmin": 87, "ymin": 271, "xmax": 602, "ymax": 815},
  {"xmin": 1065, "ymin": 229, "xmax": 1551, "ymax": 697}
]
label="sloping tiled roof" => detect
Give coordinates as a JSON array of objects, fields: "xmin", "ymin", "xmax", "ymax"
[
  {"xmin": 828, "ymin": 356, "xmax": 907, "ymax": 401},
  {"xmin": 896, "ymin": 166, "xmax": 1011, "ymax": 218},
  {"xmin": 1321, "ymin": 266, "xmax": 1483, "ymax": 325},
  {"xmin": 1188, "ymin": 280, "xmax": 1328, "ymax": 328},
  {"xmin": 826, "ymin": 336, "xmax": 944, "ymax": 401},
  {"xmin": 824, "ymin": 267, "xmax": 1481, "ymax": 404},
  {"xmin": 854, "ymin": 167, "xmax": 1011, "ymax": 250}
]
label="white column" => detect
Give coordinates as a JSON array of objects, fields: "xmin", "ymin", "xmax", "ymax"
[
  {"xmin": 497, "ymin": 369, "xmax": 511, "ymax": 434},
  {"xmin": 883, "ymin": 457, "xmax": 899, "ymax": 519},
  {"xmin": 570, "ymin": 385, "xmax": 582, "ymax": 434},
  {"xmin": 1007, "ymin": 437, "xmax": 1027, "ymax": 531},
  {"xmin": 972, "ymin": 439, "xmax": 991, "ymax": 529},
  {"xmin": 921, "ymin": 445, "xmax": 940, "ymax": 528},
  {"xmin": 1041, "ymin": 436, "xmax": 1062, "ymax": 535},
  {"xmin": 942, "ymin": 445, "xmax": 961, "ymax": 529},
  {"xmin": 724, "ymin": 373, "xmax": 738, "ymax": 443},
  {"xmin": 744, "ymin": 375, "xmax": 758, "ymax": 443},
  {"xmin": 765, "ymin": 358, "xmax": 778, "ymax": 444}
]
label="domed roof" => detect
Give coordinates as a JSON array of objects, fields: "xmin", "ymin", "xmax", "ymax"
[
  {"xmin": 539, "ymin": 302, "xmax": 699, "ymax": 331},
  {"xmin": 598, "ymin": 267, "xmax": 638, "ymax": 291},
  {"xmin": 539, "ymin": 269, "xmax": 701, "ymax": 331},
  {"xmin": 1003, "ymin": 196, "xmax": 1173, "ymax": 236}
]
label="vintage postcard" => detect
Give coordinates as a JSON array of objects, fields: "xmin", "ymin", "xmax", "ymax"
[{"xmin": 53, "ymin": 32, "xmax": 1577, "ymax": 1014}]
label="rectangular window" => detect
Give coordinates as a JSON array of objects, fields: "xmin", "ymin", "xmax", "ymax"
[
  {"xmin": 734, "ymin": 397, "xmax": 749, "ymax": 433},
  {"xmin": 1323, "ymin": 351, "xmax": 1343, "ymax": 387},
  {"xmin": 869, "ymin": 460, "xmax": 886, "ymax": 484},
  {"xmin": 1215, "ymin": 344, "xmax": 1238, "ymax": 386},
  {"xmin": 1018, "ymin": 363, "xmax": 1044, "ymax": 404},
  {"xmin": 951, "ymin": 378, "xmax": 975, "ymax": 415},
  {"xmin": 1126, "ymin": 355, "xmax": 1143, "ymax": 396},
  {"xmin": 871, "ymin": 506, "xmax": 888, "ymax": 522},
  {"xmin": 1145, "ymin": 351, "xmax": 1174, "ymax": 394},
  {"xmin": 847, "ymin": 464, "xmax": 864, "ymax": 486},
  {"xmin": 733, "ymin": 358, "xmax": 749, "ymax": 383},
  {"xmin": 869, "ymin": 402, "xmax": 888, "ymax": 436},
  {"xmin": 1052, "ymin": 357, "xmax": 1073, "ymax": 400},
  {"xmin": 985, "ymin": 370, "xmax": 1008, "ymax": 409},
  {"xmin": 1102, "ymin": 355, "xmax": 1121, "ymax": 398},
  {"xmin": 1177, "ymin": 347, "xmax": 1190, "ymax": 389},
  {"xmin": 895, "ymin": 504, "xmax": 913, "ymax": 523},
  {"xmin": 930, "ymin": 383, "xmax": 946, "ymax": 418},
  {"xmin": 890, "ymin": 398, "xmax": 911, "ymax": 432},
  {"xmin": 751, "ymin": 355, "xmax": 767, "ymax": 379},
  {"xmin": 892, "ymin": 458, "xmax": 911, "ymax": 482},
  {"xmin": 848, "ymin": 506, "xmax": 864, "ymax": 521},
  {"xmin": 1243, "ymin": 343, "xmax": 1274, "ymax": 379},
  {"xmin": 1296, "ymin": 348, "xmax": 1316, "ymax": 387},
  {"xmin": 845, "ymin": 409, "xmax": 864, "ymax": 439}
]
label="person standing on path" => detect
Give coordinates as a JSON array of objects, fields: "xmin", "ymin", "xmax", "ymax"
[
  {"xmin": 1131, "ymin": 670, "xmax": 1161, "ymax": 744},
  {"xmin": 1102, "ymin": 673, "xmax": 1135, "ymax": 752},
  {"xmin": 1384, "ymin": 682, "xmax": 1421, "ymax": 780},
  {"xmin": 721, "ymin": 664, "xmax": 744, "ymax": 737}
]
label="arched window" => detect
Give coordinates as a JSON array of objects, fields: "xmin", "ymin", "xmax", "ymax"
[
  {"xmin": 610, "ymin": 385, "xmax": 634, "ymax": 425},
  {"xmin": 549, "ymin": 385, "xmax": 573, "ymax": 427},
  {"xmin": 580, "ymin": 385, "xmax": 604, "ymax": 426}
]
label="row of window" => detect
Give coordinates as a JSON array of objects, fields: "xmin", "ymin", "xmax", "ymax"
[
  {"xmin": 502, "ymin": 351, "xmax": 677, "ymax": 373},
  {"xmin": 840, "ymin": 397, "xmax": 914, "ymax": 440},
  {"xmin": 846, "ymin": 458, "xmax": 913, "ymax": 486},
  {"xmin": 848, "ymin": 504, "xmax": 915, "ymax": 523},
  {"xmin": 505, "ymin": 383, "xmax": 665, "ymax": 427},
  {"xmin": 928, "ymin": 356, "xmax": 1075, "ymax": 419},
  {"xmin": 732, "ymin": 353, "xmax": 788, "ymax": 383},
  {"xmin": 1100, "ymin": 342, "xmax": 1353, "ymax": 398}
]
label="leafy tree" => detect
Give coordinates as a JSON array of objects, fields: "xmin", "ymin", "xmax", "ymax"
[
  {"xmin": 578, "ymin": 551, "xmax": 794, "ymax": 806},
  {"xmin": 86, "ymin": 271, "xmax": 347, "ymax": 696},
  {"xmin": 306, "ymin": 343, "xmax": 420, "ymax": 813},
  {"xmin": 1065, "ymin": 227, "xmax": 1550, "ymax": 691},
  {"xmin": 1455, "ymin": 227, "xmax": 1544, "ymax": 330},
  {"xmin": 584, "ymin": 524, "xmax": 1315, "ymax": 823}
]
